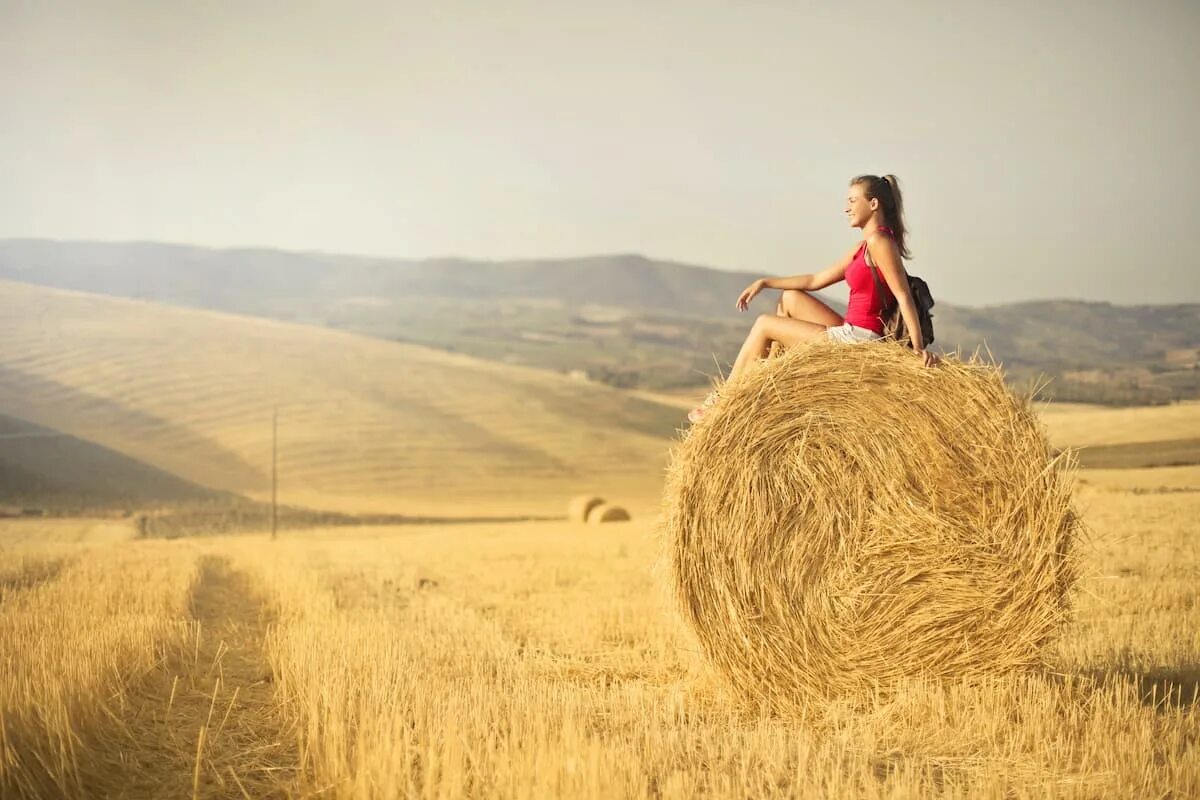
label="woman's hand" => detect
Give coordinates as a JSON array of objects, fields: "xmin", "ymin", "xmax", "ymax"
[
  {"xmin": 737, "ymin": 279, "xmax": 767, "ymax": 311},
  {"xmin": 914, "ymin": 348, "xmax": 940, "ymax": 368}
]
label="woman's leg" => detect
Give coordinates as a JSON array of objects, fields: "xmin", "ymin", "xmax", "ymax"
[
  {"xmin": 766, "ymin": 299, "xmax": 786, "ymax": 359},
  {"xmin": 779, "ymin": 289, "xmax": 844, "ymax": 327},
  {"xmin": 729, "ymin": 314, "xmax": 828, "ymax": 383},
  {"xmin": 695, "ymin": 291, "xmax": 840, "ymax": 422},
  {"xmin": 767, "ymin": 289, "xmax": 844, "ymax": 358}
]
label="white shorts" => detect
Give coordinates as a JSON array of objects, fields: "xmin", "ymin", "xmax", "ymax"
[{"xmin": 826, "ymin": 322, "xmax": 883, "ymax": 344}]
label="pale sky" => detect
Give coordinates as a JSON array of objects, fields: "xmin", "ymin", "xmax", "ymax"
[{"xmin": 1, "ymin": 1, "xmax": 1197, "ymax": 306}]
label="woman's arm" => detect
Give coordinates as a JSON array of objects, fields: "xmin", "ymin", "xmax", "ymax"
[
  {"xmin": 769, "ymin": 241, "xmax": 861, "ymax": 290},
  {"xmin": 737, "ymin": 242, "xmax": 862, "ymax": 310},
  {"xmin": 867, "ymin": 236, "xmax": 939, "ymax": 366}
]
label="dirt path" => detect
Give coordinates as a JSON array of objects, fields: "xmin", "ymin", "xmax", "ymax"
[{"xmin": 89, "ymin": 556, "xmax": 299, "ymax": 799}]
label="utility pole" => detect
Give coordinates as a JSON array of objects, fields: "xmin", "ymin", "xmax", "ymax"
[
  {"xmin": 271, "ymin": 406, "xmax": 278, "ymax": 540},
  {"xmin": 267, "ymin": 398, "xmax": 344, "ymax": 540}
]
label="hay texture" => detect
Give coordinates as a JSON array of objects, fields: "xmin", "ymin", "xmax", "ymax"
[
  {"xmin": 663, "ymin": 342, "xmax": 1080, "ymax": 707},
  {"xmin": 589, "ymin": 504, "xmax": 631, "ymax": 524},
  {"xmin": 568, "ymin": 495, "xmax": 606, "ymax": 523}
]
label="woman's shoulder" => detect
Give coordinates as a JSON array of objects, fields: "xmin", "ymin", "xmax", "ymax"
[
  {"xmin": 863, "ymin": 230, "xmax": 900, "ymax": 269},
  {"xmin": 865, "ymin": 229, "xmax": 898, "ymax": 252}
]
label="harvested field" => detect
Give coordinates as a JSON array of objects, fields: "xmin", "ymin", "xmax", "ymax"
[
  {"xmin": 1040, "ymin": 400, "xmax": 1200, "ymax": 448},
  {"xmin": 0, "ymin": 467, "xmax": 1196, "ymax": 798},
  {"xmin": 1069, "ymin": 437, "xmax": 1200, "ymax": 469}
]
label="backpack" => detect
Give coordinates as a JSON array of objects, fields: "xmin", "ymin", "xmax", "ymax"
[{"xmin": 865, "ymin": 245, "xmax": 936, "ymax": 348}]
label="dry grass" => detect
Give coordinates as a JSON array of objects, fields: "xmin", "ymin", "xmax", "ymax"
[
  {"xmin": 663, "ymin": 343, "xmax": 1080, "ymax": 707},
  {"xmin": 0, "ymin": 476, "xmax": 1196, "ymax": 797},
  {"xmin": 222, "ymin": 483, "xmax": 1195, "ymax": 798},
  {"xmin": 0, "ymin": 529, "xmax": 198, "ymax": 798},
  {"xmin": 0, "ymin": 517, "xmax": 138, "ymax": 545}
]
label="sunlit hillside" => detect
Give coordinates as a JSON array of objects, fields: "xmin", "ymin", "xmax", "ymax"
[
  {"xmin": 1039, "ymin": 401, "xmax": 1200, "ymax": 448},
  {"xmin": 0, "ymin": 279, "xmax": 681, "ymax": 517},
  {"xmin": 0, "ymin": 413, "xmax": 232, "ymax": 511}
]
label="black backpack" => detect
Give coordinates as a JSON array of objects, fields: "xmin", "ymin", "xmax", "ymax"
[{"xmin": 866, "ymin": 253, "xmax": 936, "ymax": 348}]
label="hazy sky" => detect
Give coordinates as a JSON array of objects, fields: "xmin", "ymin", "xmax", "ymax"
[{"xmin": 1, "ymin": 1, "xmax": 1197, "ymax": 306}]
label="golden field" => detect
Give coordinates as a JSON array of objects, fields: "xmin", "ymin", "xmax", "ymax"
[
  {"xmin": 0, "ymin": 410, "xmax": 1196, "ymax": 797},
  {"xmin": 0, "ymin": 281, "xmax": 1197, "ymax": 797}
]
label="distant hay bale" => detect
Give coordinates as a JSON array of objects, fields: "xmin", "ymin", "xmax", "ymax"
[
  {"xmin": 568, "ymin": 495, "xmax": 606, "ymax": 523},
  {"xmin": 589, "ymin": 504, "xmax": 631, "ymax": 524},
  {"xmin": 663, "ymin": 343, "xmax": 1081, "ymax": 708}
]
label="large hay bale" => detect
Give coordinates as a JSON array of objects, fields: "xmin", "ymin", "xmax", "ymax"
[
  {"xmin": 568, "ymin": 495, "xmax": 606, "ymax": 523},
  {"xmin": 589, "ymin": 504, "xmax": 631, "ymax": 524},
  {"xmin": 663, "ymin": 343, "xmax": 1080, "ymax": 708}
]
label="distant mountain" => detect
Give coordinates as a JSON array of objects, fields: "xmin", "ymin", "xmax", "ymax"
[
  {"xmin": 2, "ymin": 239, "xmax": 1196, "ymax": 400},
  {"xmin": 0, "ymin": 239, "xmax": 766, "ymax": 319}
]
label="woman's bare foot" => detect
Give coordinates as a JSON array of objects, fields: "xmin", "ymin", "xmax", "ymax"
[{"xmin": 688, "ymin": 389, "xmax": 720, "ymax": 424}]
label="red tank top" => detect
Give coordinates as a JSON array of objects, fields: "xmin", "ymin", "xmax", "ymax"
[{"xmin": 843, "ymin": 227, "xmax": 896, "ymax": 335}]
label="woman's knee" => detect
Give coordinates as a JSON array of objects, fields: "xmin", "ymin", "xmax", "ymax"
[
  {"xmin": 779, "ymin": 289, "xmax": 808, "ymax": 317},
  {"xmin": 780, "ymin": 289, "xmax": 842, "ymax": 327}
]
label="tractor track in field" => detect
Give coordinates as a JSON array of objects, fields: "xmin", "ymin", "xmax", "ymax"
[{"xmin": 84, "ymin": 556, "xmax": 299, "ymax": 799}]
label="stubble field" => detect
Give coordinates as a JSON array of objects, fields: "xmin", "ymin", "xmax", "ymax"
[{"xmin": 1, "ymin": 458, "xmax": 1197, "ymax": 798}]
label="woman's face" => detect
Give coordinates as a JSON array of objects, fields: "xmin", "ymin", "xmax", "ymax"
[{"xmin": 844, "ymin": 182, "xmax": 878, "ymax": 229}]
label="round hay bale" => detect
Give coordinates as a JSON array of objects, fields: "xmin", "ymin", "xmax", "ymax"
[
  {"xmin": 589, "ymin": 504, "xmax": 631, "ymax": 524},
  {"xmin": 663, "ymin": 343, "xmax": 1080, "ymax": 707},
  {"xmin": 568, "ymin": 495, "xmax": 606, "ymax": 523}
]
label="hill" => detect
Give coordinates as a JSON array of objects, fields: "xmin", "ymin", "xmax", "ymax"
[
  {"xmin": 0, "ymin": 413, "xmax": 229, "ymax": 512},
  {"xmin": 1, "ymin": 239, "xmax": 1197, "ymax": 400},
  {"xmin": 0, "ymin": 279, "xmax": 679, "ymax": 517},
  {"xmin": 0, "ymin": 239, "xmax": 757, "ymax": 318}
]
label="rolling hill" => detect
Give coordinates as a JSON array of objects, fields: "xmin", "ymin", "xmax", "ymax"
[
  {"xmin": 0, "ymin": 279, "xmax": 680, "ymax": 518},
  {"xmin": 0, "ymin": 413, "xmax": 229, "ymax": 511},
  {"xmin": 1, "ymin": 239, "xmax": 1196, "ymax": 400}
]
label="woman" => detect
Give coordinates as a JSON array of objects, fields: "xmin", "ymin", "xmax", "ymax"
[{"xmin": 689, "ymin": 174, "xmax": 938, "ymax": 423}]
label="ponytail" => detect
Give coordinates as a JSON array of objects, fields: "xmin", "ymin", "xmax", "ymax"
[{"xmin": 852, "ymin": 174, "xmax": 911, "ymax": 260}]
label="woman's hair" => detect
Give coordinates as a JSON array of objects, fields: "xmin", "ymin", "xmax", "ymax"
[{"xmin": 851, "ymin": 174, "xmax": 911, "ymax": 260}]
